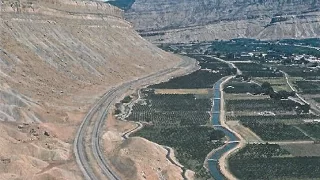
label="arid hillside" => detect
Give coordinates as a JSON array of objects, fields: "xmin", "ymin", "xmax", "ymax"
[
  {"xmin": 0, "ymin": 0, "xmax": 181, "ymax": 179},
  {"xmin": 125, "ymin": 0, "xmax": 320, "ymax": 42}
]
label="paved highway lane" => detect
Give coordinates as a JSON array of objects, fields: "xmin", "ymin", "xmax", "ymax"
[
  {"xmin": 74, "ymin": 57, "xmax": 198, "ymax": 180},
  {"xmin": 208, "ymin": 78, "xmax": 240, "ymax": 180}
]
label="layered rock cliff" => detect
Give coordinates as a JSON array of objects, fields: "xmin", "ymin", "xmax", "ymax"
[
  {"xmin": 0, "ymin": 0, "xmax": 180, "ymax": 179},
  {"xmin": 1, "ymin": 0, "xmax": 179, "ymax": 123},
  {"xmin": 125, "ymin": 0, "xmax": 320, "ymax": 42}
]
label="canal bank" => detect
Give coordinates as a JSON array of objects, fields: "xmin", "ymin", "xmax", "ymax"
[{"xmin": 208, "ymin": 77, "xmax": 241, "ymax": 180}]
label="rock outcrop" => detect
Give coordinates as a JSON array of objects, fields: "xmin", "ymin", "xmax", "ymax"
[
  {"xmin": 125, "ymin": 0, "xmax": 320, "ymax": 42},
  {"xmin": 1, "ymin": 0, "xmax": 180, "ymax": 123},
  {"xmin": 0, "ymin": 0, "xmax": 180, "ymax": 179}
]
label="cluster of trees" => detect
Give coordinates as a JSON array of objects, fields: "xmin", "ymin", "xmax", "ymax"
[
  {"xmin": 225, "ymin": 80, "xmax": 311, "ymax": 113},
  {"xmin": 149, "ymin": 70, "xmax": 225, "ymax": 89},
  {"xmin": 128, "ymin": 93, "xmax": 212, "ymax": 126},
  {"xmin": 120, "ymin": 95, "xmax": 132, "ymax": 103},
  {"xmin": 261, "ymin": 82, "xmax": 310, "ymax": 113},
  {"xmin": 229, "ymin": 80, "xmax": 296, "ymax": 99},
  {"xmin": 130, "ymin": 91, "xmax": 225, "ymax": 178},
  {"xmin": 134, "ymin": 126, "xmax": 224, "ymax": 178},
  {"xmin": 282, "ymin": 57, "xmax": 319, "ymax": 67},
  {"xmin": 260, "ymin": 82, "xmax": 295, "ymax": 99}
]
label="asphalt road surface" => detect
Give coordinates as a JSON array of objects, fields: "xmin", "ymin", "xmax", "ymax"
[{"xmin": 74, "ymin": 57, "xmax": 198, "ymax": 180}]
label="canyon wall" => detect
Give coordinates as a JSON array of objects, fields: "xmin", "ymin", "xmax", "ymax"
[
  {"xmin": 0, "ymin": 0, "xmax": 180, "ymax": 179},
  {"xmin": 125, "ymin": 0, "xmax": 320, "ymax": 42}
]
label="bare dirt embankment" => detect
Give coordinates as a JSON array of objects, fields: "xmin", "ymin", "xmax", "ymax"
[
  {"xmin": 219, "ymin": 77, "xmax": 245, "ymax": 180},
  {"xmin": 100, "ymin": 55, "xmax": 198, "ymax": 180},
  {"xmin": 102, "ymin": 114, "xmax": 184, "ymax": 180},
  {"xmin": 0, "ymin": 0, "xmax": 181, "ymax": 179}
]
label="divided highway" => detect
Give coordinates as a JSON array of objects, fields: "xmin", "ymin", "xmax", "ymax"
[{"xmin": 74, "ymin": 57, "xmax": 198, "ymax": 180}]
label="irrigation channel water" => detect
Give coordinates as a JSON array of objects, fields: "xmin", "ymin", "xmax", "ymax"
[{"xmin": 208, "ymin": 79, "xmax": 240, "ymax": 180}]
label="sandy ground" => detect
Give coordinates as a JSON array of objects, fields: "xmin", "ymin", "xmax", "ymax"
[
  {"xmin": 0, "ymin": 121, "xmax": 82, "ymax": 180},
  {"xmin": 111, "ymin": 87, "xmax": 195, "ymax": 179},
  {"xmin": 0, "ymin": 0, "xmax": 182, "ymax": 179},
  {"xmin": 102, "ymin": 114, "xmax": 184, "ymax": 180},
  {"xmin": 99, "ymin": 58, "xmax": 199, "ymax": 180}
]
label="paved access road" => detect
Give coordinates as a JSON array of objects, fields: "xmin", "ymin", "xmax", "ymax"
[{"xmin": 74, "ymin": 57, "xmax": 198, "ymax": 180}]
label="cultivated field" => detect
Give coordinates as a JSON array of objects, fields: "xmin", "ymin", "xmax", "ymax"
[
  {"xmin": 241, "ymin": 121, "xmax": 310, "ymax": 141},
  {"xmin": 234, "ymin": 62, "xmax": 283, "ymax": 77},
  {"xmin": 297, "ymin": 123, "xmax": 320, "ymax": 140},
  {"xmin": 281, "ymin": 143, "xmax": 320, "ymax": 157},
  {"xmin": 314, "ymin": 98, "xmax": 320, "ymax": 103},
  {"xmin": 133, "ymin": 40, "xmax": 320, "ymax": 179},
  {"xmin": 253, "ymin": 77, "xmax": 292, "ymax": 92},
  {"xmin": 128, "ymin": 90, "xmax": 224, "ymax": 179},
  {"xmin": 149, "ymin": 70, "xmax": 225, "ymax": 89},
  {"xmin": 294, "ymin": 81, "xmax": 320, "ymax": 94},
  {"xmin": 225, "ymin": 98, "xmax": 299, "ymax": 114},
  {"xmin": 150, "ymin": 55, "xmax": 235, "ymax": 89},
  {"xmin": 229, "ymin": 144, "xmax": 320, "ymax": 179}
]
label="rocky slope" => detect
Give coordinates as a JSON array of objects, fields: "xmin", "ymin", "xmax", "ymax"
[
  {"xmin": 125, "ymin": 0, "xmax": 320, "ymax": 42},
  {"xmin": 102, "ymin": 116, "xmax": 184, "ymax": 180},
  {"xmin": 0, "ymin": 0, "xmax": 180, "ymax": 179}
]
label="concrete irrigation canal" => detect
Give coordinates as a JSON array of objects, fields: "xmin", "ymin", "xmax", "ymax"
[{"xmin": 208, "ymin": 79, "xmax": 240, "ymax": 180}]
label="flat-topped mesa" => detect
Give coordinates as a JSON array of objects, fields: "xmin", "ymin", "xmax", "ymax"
[{"xmin": 2, "ymin": 0, "xmax": 124, "ymax": 18}]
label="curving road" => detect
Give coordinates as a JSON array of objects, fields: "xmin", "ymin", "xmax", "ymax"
[
  {"xmin": 281, "ymin": 70, "xmax": 320, "ymax": 114},
  {"xmin": 74, "ymin": 57, "xmax": 198, "ymax": 180}
]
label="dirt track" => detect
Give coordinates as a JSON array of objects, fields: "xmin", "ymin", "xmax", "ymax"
[{"xmin": 218, "ymin": 76, "xmax": 245, "ymax": 180}]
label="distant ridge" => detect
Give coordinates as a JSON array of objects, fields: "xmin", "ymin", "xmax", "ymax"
[{"xmin": 125, "ymin": 0, "xmax": 320, "ymax": 43}]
